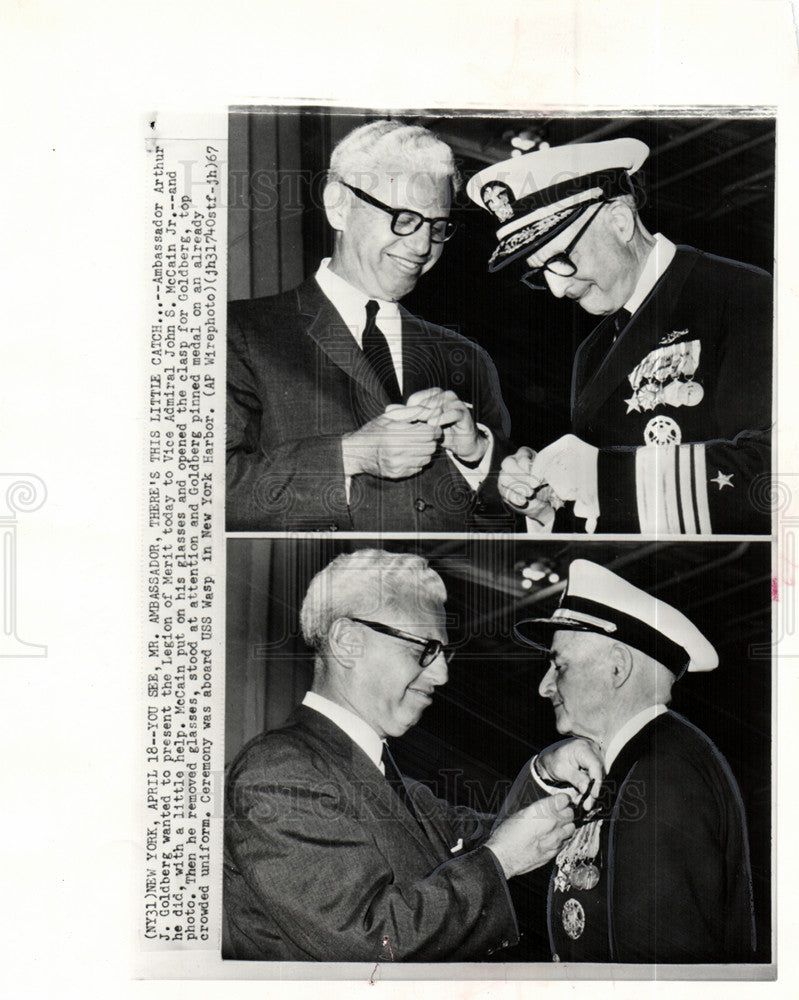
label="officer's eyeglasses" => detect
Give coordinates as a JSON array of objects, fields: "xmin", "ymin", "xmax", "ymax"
[
  {"xmin": 349, "ymin": 618, "xmax": 457, "ymax": 668},
  {"xmin": 520, "ymin": 200, "xmax": 607, "ymax": 290},
  {"xmin": 341, "ymin": 182, "xmax": 458, "ymax": 244}
]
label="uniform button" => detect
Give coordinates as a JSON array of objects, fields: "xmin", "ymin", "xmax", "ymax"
[
  {"xmin": 486, "ymin": 946, "xmax": 495, "ymax": 956},
  {"xmin": 552, "ymin": 953, "xmax": 560, "ymax": 962},
  {"xmin": 327, "ymin": 524, "xmax": 338, "ymax": 531},
  {"xmin": 500, "ymin": 940, "xmax": 509, "ymax": 949},
  {"xmin": 414, "ymin": 498, "xmax": 428, "ymax": 513},
  {"xmin": 474, "ymin": 499, "xmax": 486, "ymax": 513}
]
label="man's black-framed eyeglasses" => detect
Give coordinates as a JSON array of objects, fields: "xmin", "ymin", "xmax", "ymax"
[
  {"xmin": 341, "ymin": 181, "xmax": 458, "ymax": 243},
  {"xmin": 520, "ymin": 200, "xmax": 607, "ymax": 290},
  {"xmin": 349, "ymin": 617, "xmax": 456, "ymax": 668}
]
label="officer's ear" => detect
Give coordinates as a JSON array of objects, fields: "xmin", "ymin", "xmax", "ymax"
[
  {"xmin": 323, "ymin": 180, "xmax": 350, "ymax": 232},
  {"xmin": 327, "ymin": 617, "xmax": 361, "ymax": 670},
  {"xmin": 609, "ymin": 642, "xmax": 634, "ymax": 688},
  {"xmin": 605, "ymin": 199, "xmax": 636, "ymax": 245}
]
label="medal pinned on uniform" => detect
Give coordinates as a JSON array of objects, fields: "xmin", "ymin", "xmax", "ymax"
[
  {"xmin": 678, "ymin": 380, "xmax": 704, "ymax": 406},
  {"xmin": 661, "ymin": 381, "xmax": 683, "ymax": 407},
  {"xmin": 644, "ymin": 415, "xmax": 682, "ymax": 446},
  {"xmin": 659, "ymin": 328, "xmax": 690, "ymax": 346},
  {"xmin": 625, "ymin": 340, "xmax": 703, "ymax": 414},
  {"xmin": 562, "ymin": 898, "xmax": 586, "ymax": 940},
  {"xmin": 569, "ymin": 861, "xmax": 600, "ymax": 890},
  {"xmin": 553, "ymin": 816, "xmax": 603, "ymax": 894}
]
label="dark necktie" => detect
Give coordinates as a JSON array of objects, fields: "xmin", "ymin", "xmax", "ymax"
[
  {"xmin": 381, "ymin": 742, "xmax": 426, "ymax": 833},
  {"xmin": 590, "ymin": 307, "xmax": 631, "ymax": 366},
  {"xmin": 362, "ymin": 300, "xmax": 401, "ymax": 404},
  {"xmin": 613, "ymin": 307, "xmax": 632, "ymax": 335}
]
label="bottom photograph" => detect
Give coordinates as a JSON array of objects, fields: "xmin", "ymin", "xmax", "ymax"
[{"xmin": 223, "ymin": 538, "xmax": 772, "ymax": 968}]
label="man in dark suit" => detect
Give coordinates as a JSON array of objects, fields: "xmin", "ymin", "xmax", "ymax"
[
  {"xmin": 227, "ymin": 119, "xmax": 515, "ymax": 531},
  {"xmin": 468, "ymin": 138, "xmax": 772, "ymax": 534},
  {"xmin": 223, "ymin": 549, "xmax": 602, "ymax": 962},
  {"xmin": 513, "ymin": 559, "xmax": 756, "ymax": 962}
]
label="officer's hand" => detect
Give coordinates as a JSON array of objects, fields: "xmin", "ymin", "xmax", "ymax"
[
  {"xmin": 530, "ymin": 434, "xmax": 600, "ymax": 534},
  {"xmin": 485, "ymin": 793, "xmax": 575, "ymax": 879},
  {"xmin": 400, "ymin": 388, "xmax": 488, "ymax": 464},
  {"xmin": 498, "ymin": 447, "xmax": 560, "ymax": 524},
  {"xmin": 536, "ymin": 738, "xmax": 604, "ymax": 813},
  {"xmin": 341, "ymin": 407, "xmax": 440, "ymax": 479}
]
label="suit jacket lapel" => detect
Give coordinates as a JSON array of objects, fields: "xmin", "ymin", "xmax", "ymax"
[
  {"xmin": 296, "ymin": 277, "xmax": 391, "ymax": 414},
  {"xmin": 293, "ymin": 706, "xmax": 435, "ymax": 855},
  {"xmin": 571, "ymin": 251, "xmax": 698, "ymax": 428}
]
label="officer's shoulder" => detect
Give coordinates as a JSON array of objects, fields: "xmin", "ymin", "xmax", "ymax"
[
  {"xmin": 677, "ymin": 245, "xmax": 771, "ymax": 286},
  {"xmin": 636, "ymin": 712, "xmax": 731, "ymax": 785}
]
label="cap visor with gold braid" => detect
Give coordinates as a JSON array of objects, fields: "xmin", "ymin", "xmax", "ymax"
[{"xmin": 466, "ymin": 138, "xmax": 649, "ymax": 272}]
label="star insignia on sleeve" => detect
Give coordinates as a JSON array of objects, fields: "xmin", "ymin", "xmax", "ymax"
[
  {"xmin": 624, "ymin": 394, "xmax": 640, "ymax": 413},
  {"xmin": 710, "ymin": 470, "xmax": 734, "ymax": 490}
]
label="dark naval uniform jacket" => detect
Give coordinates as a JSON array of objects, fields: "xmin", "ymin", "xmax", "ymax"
[
  {"xmin": 226, "ymin": 276, "xmax": 516, "ymax": 531},
  {"xmin": 223, "ymin": 705, "xmax": 519, "ymax": 962},
  {"xmin": 570, "ymin": 247, "xmax": 772, "ymax": 534},
  {"xmin": 547, "ymin": 711, "xmax": 756, "ymax": 963}
]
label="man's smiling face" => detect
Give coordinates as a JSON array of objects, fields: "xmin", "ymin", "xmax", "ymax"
[
  {"xmin": 348, "ymin": 599, "xmax": 450, "ymax": 739},
  {"xmin": 333, "ymin": 171, "xmax": 450, "ymax": 302}
]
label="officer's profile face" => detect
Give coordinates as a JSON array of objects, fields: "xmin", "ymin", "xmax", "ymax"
[
  {"xmin": 347, "ymin": 597, "xmax": 450, "ymax": 739},
  {"xmin": 334, "ymin": 170, "xmax": 450, "ymax": 302},
  {"xmin": 524, "ymin": 203, "xmax": 637, "ymax": 316},
  {"xmin": 538, "ymin": 630, "xmax": 613, "ymax": 743}
]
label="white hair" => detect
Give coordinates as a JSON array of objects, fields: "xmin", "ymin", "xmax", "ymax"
[
  {"xmin": 300, "ymin": 549, "xmax": 447, "ymax": 652},
  {"xmin": 621, "ymin": 642, "xmax": 676, "ymax": 706},
  {"xmin": 328, "ymin": 119, "xmax": 462, "ymax": 195}
]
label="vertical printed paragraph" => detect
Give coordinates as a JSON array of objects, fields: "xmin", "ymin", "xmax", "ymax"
[{"xmin": 142, "ymin": 118, "xmax": 226, "ymax": 950}]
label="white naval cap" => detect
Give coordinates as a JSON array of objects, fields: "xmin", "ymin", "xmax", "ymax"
[
  {"xmin": 514, "ymin": 559, "xmax": 718, "ymax": 677},
  {"xmin": 466, "ymin": 138, "xmax": 649, "ymax": 272}
]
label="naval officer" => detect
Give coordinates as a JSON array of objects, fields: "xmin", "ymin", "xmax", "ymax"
[
  {"xmin": 512, "ymin": 559, "xmax": 756, "ymax": 962},
  {"xmin": 468, "ymin": 138, "xmax": 772, "ymax": 534}
]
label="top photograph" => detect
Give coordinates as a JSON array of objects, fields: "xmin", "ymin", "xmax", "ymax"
[{"xmin": 225, "ymin": 109, "xmax": 774, "ymax": 535}]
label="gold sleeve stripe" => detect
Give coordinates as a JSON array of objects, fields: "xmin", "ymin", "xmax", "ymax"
[
  {"xmin": 678, "ymin": 445, "xmax": 697, "ymax": 534},
  {"xmin": 635, "ymin": 444, "xmax": 711, "ymax": 534}
]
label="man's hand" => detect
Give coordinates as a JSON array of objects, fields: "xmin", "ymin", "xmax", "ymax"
[
  {"xmin": 341, "ymin": 406, "xmax": 440, "ymax": 479},
  {"xmin": 536, "ymin": 738, "xmax": 604, "ymax": 813},
  {"xmin": 397, "ymin": 388, "xmax": 488, "ymax": 464},
  {"xmin": 498, "ymin": 446, "xmax": 560, "ymax": 524},
  {"xmin": 530, "ymin": 434, "xmax": 600, "ymax": 533},
  {"xmin": 485, "ymin": 794, "xmax": 575, "ymax": 879}
]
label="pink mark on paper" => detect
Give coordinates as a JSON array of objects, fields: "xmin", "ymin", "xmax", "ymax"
[
  {"xmin": 772, "ymin": 578, "xmax": 779, "ymax": 602},
  {"xmin": 369, "ymin": 937, "xmax": 396, "ymax": 983}
]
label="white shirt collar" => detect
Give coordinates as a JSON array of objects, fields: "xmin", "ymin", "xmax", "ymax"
[
  {"xmin": 314, "ymin": 258, "xmax": 403, "ymax": 389},
  {"xmin": 604, "ymin": 704, "xmax": 668, "ymax": 771},
  {"xmin": 623, "ymin": 233, "xmax": 677, "ymax": 316},
  {"xmin": 302, "ymin": 690, "xmax": 384, "ymax": 771}
]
